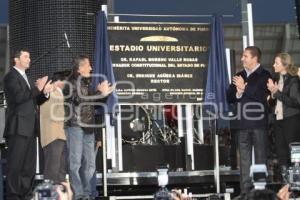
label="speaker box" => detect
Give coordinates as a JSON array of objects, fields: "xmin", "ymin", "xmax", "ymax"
[{"xmin": 9, "ymin": 0, "xmax": 101, "ymax": 80}]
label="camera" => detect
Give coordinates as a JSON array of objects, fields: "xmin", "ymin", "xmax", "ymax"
[
  {"xmin": 33, "ymin": 179, "xmax": 65, "ymax": 200},
  {"xmin": 154, "ymin": 187, "xmax": 172, "ymax": 200},
  {"xmin": 284, "ymin": 143, "xmax": 300, "ymax": 191},
  {"xmin": 250, "ymin": 164, "xmax": 268, "ymax": 190}
]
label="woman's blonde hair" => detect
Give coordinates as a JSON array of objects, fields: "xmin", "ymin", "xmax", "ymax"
[{"xmin": 276, "ymin": 53, "xmax": 298, "ymax": 76}]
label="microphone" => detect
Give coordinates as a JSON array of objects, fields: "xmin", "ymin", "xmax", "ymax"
[{"xmin": 64, "ymin": 32, "xmax": 70, "ymax": 48}]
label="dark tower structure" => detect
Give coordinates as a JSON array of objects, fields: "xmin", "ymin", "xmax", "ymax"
[
  {"xmin": 296, "ymin": 0, "xmax": 300, "ymax": 39},
  {"xmin": 9, "ymin": 0, "xmax": 101, "ymax": 79}
]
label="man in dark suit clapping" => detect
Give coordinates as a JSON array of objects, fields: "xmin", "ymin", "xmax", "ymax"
[
  {"xmin": 227, "ymin": 46, "xmax": 272, "ymax": 198},
  {"xmin": 3, "ymin": 49, "xmax": 52, "ymax": 200}
]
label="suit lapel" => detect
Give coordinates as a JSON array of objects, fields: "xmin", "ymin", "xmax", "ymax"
[{"xmin": 12, "ymin": 68, "xmax": 32, "ymax": 91}]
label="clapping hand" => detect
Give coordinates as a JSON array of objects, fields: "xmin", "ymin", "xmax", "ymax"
[
  {"xmin": 35, "ymin": 76, "xmax": 49, "ymax": 92},
  {"xmin": 233, "ymin": 75, "xmax": 247, "ymax": 95},
  {"xmin": 96, "ymin": 80, "xmax": 116, "ymax": 97},
  {"xmin": 267, "ymin": 78, "xmax": 278, "ymax": 94},
  {"xmin": 43, "ymin": 80, "xmax": 53, "ymax": 94}
]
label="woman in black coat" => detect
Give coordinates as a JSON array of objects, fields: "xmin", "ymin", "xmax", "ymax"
[{"xmin": 267, "ymin": 53, "xmax": 300, "ymax": 173}]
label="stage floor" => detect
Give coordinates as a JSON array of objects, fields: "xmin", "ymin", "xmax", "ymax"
[
  {"xmin": 94, "ymin": 169, "xmax": 240, "ymax": 186},
  {"xmin": 34, "ymin": 169, "xmax": 279, "ymax": 199}
]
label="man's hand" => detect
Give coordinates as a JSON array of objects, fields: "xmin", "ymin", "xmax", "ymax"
[
  {"xmin": 96, "ymin": 141, "xmax": 102, "ymax": 149},
  {"xmin": 171, "ymin": 189, "xmax": 192, "ymax": 200},
  {"xmin": 96, "ymin": 80, "xmax": 116, "ymax": 97},
  {"xmin": 36, "ymin": 76, "xmax": 49, "ymax": 91},
  {"xmin": 267, "ymin": 78, "xmax": 279, "ymax": 94},
  {"xmin": 233, "ymin": 75, "xmax": 247, "ymax": 97},
  {"xmin": 233, "ymin": 75, "xmax": 246, "ymax": 90},
  {"xmin": 56, "ymin": 181, "xmax": 73, "ymax": 200},
  {"xmin": 277, "ymin": 184, "xmax": 290, "ymax": 200},
  {"xmin": 43, "ymin": 80, "xmax": 53, "ymax": 94}
]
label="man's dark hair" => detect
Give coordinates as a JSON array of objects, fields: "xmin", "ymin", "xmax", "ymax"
[
  {"xmin": 245, "ymin": 46, "xmax": 262, "ymax": 62},
  {"xmin": 13, "ymin": 48, "xmax": 30, "ymax": 59},
  {"xmin": 69, "ymin": 54, "xmax": 90, "ymax": 79},
  {"xmin": 51, "ymin": 70, "xmax": 70, "ymax": 82},
  {"xmin": 73, "ymin": 55, "xmax": 90, "ymax": 68}
]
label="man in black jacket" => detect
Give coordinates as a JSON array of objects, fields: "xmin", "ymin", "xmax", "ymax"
[
  {"xmin": 227, "ymin": 46, "xmax": 271, "ymax": 196},
  {"xmin": 3, "ymin": 49, "xmax": 51, "ymax": 200},
  {"xmin": 64, "ymin": 55, "xmax": 114, "ymax": 200}
]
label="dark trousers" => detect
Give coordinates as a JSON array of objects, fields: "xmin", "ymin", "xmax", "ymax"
[
  {"xmin": 6, "ymin": 135, "xmax": 36, "ymax": 200},
  {"xmin": 229, "ymin": 129, "xmax": 238, "ymax": 169},
  {"xmin": 43, "ymin": 139, "xmax": 67, "ymax": 183},
  {"xmin": 274, "ymin": 114, "xmax": 300, "ymax": 167},
  {"xmin": 237, "ymin": 129, "xmax": 267, "ymax": 194}
]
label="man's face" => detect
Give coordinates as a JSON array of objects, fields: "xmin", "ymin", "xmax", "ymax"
[
  {"xmin": 15, "ymin": 51, "xmax": 31, "ymax": 70},
  {"xmin": 241, "ymin": 50, "xmax": 258, "ymax": 70},
  {"xmin": 78, "ymin": 58, "xmax": 92, "ymax": 77}
]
